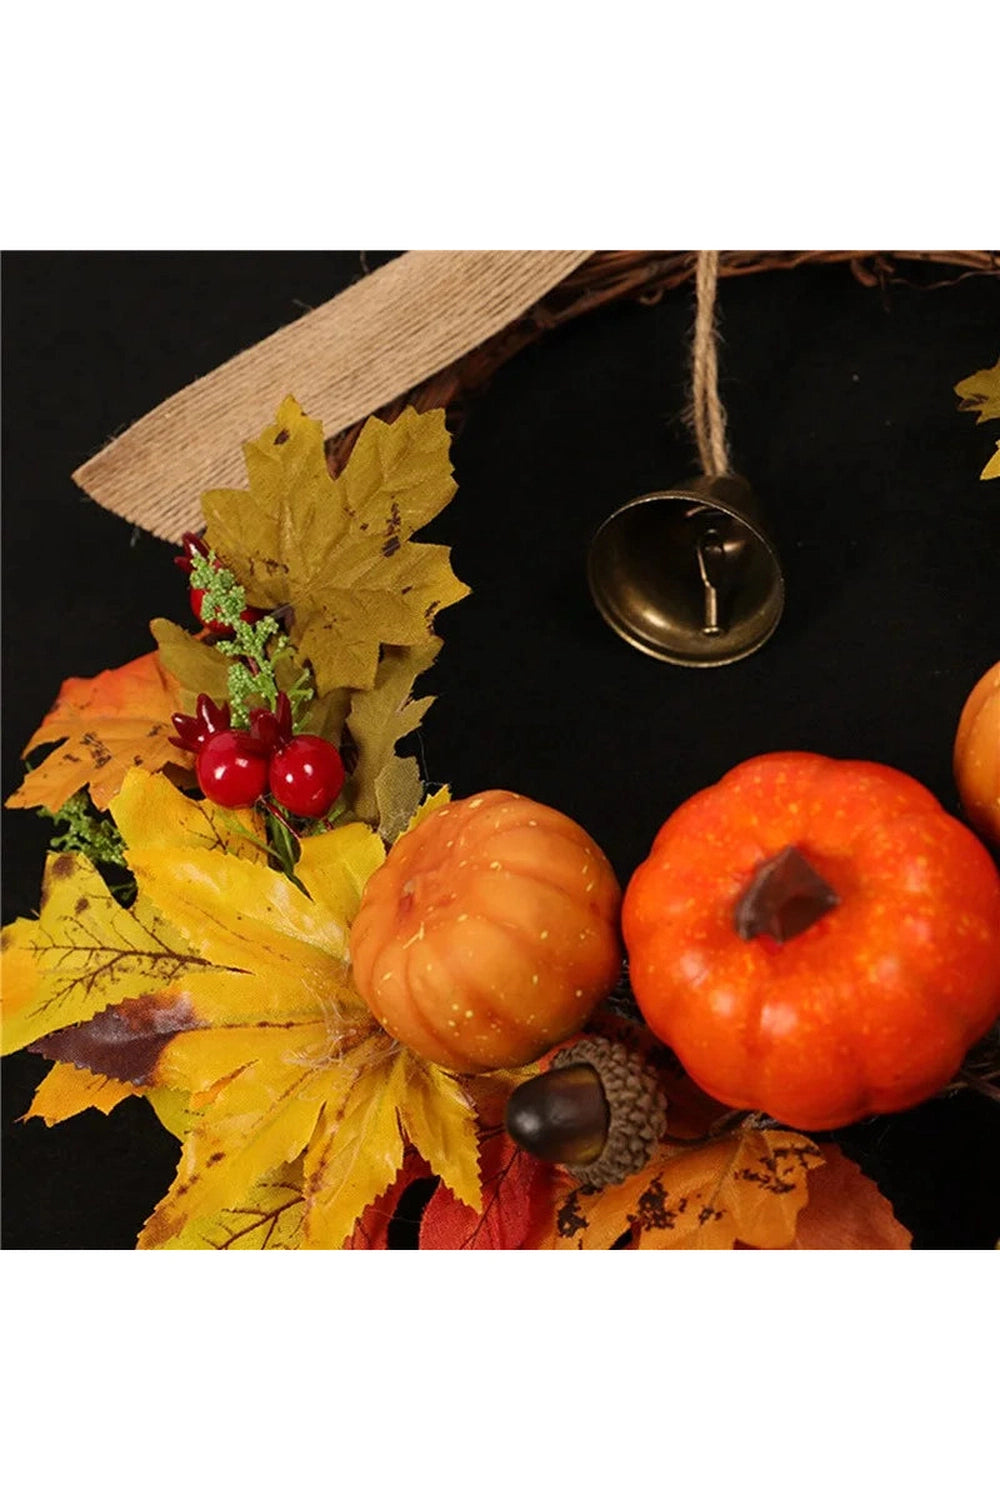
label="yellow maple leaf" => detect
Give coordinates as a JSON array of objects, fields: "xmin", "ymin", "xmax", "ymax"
[
  {"xmin": 168, "ymin": 1164, "xmax": 307, "ymax": 1250},
  {"xmin": 111, "ymin": 765, "xmax": 267, "ymax": 861},
  {"xmin": 404, "ymin": 784, "xmax": 452, "ymax": 835},
  {"xmin": 6, "ymin": 651, "xmax": 193, "ymax": 814},
  {"xmin": 0, "ymin": 850, "xmax": 217, "ymax": 1057},
  {"xmin": 527, "ymin": 1129, "xmax": 823, "ymax": 1249},
  {"xmin": 201, "ymin": 399, "xmax": 469, "ymax": 694},
  {"xmin": 22, "ymin": 1060, "xmax": 141, "ymax": 1124},
  {"xmin": 67, "ymin": 772, "xmax": 477, "ymax": 1248},
  {"xmin": 301, "ymin": 1045, "xmax": 481, "ymax": 1246},
  {"xmin": 956, "ymin": 359, "xmax": 1000, "ymax": 424},
  {"xmin": 4, "ymin": 771, "xmax": 481, "ymax": 1248},
  {"xmin": 956, "ymin": 359, "xmax": 1000, "ymax": 480}
]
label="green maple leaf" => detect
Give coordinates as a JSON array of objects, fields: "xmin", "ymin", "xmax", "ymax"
[
  {"xmin": 150, "ymin": 618, "xmax": 231, "ymax": 709},
  {"xmin": 201, "ymin": 399, "xmax": 469, "ymax": 694},
  {"xmin": 346, "ymin": 639, "xmax": 441, "ymax": 836}
]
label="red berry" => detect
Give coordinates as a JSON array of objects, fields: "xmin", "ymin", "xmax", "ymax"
[
  {"xmin": 170, "ymin": 693, "xmax": 231, "ymax": 753},
  {"xmin": 248, "ymin": 692, "xmax": 293, "ymax": 753},
  {"xmin": 189, "ymin": 585, "xmax": 229, "ymax": 636},
  {"xmin": 197, "ymin": 731, "xmax": 269, "ymax": 808},
  {"xmin": 189, "ymin": 585, "xmax": 265, "ymax": 635},
  {"xmin": 268, "ymin": 736, "xmax": 345, "ymax": 819}
]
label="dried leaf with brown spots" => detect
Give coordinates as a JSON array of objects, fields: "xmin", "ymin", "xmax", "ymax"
[
  {"xmin": 526, "ymin": 1129, "xmax": 824, "ymax": 1249},
  {"xmin": 6, "ymin": 651, "xmax": 191, "ymax": 814},
  {"xmin": 201, "ymin": 399, "xmax": 468, "ymax": 694}
]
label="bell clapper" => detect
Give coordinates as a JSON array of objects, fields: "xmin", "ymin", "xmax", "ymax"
[{"xmin": 695, "ymin": 526, "xmax": 726, "ymax": 635}]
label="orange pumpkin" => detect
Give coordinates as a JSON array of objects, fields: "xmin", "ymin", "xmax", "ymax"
[
  {"xmin": 954, "ymin": 661, "xmax": 1000, "ymax": 845},
  {"xmin": 349, "ymin": 790, "xmax": 622, "ymax": 1072},
  {"xmin": 623, "ymin": 752, "xmax": 1000, "ymax": 1131}
]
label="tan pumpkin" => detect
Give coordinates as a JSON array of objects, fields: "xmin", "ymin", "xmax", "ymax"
[
  {"xmin": 954, "ymin": 661, "xmax": 1000, "ymax": 845},
  {"xmin": 349, "ymin": 790, "xmax": 623, "ymax": 1072}
]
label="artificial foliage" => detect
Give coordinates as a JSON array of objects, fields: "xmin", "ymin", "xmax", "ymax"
[
  {"xmin": 955, "ymin": 356, "xmax": 1000, "ymax": 480},
  {"xmin": 7, "ymin": 651, "xmax": 192, "ymax": 814},
  {"xmin": 201, "ymin": 397, "xmax": 469, "ymax": 695},
  {"xmin": 2, "ymin": 392, "xmax": 996, "ymax": 1250}
]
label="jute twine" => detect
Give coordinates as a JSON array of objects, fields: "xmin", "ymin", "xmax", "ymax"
[
  {"xmin": 71, "ymin": 249, "xmax": 991, "ymax": 542},
  {"xmin": 689, "ymin": 249, "xmax": 732, "ymax": 477},
  {"xmin": 72, "ymin": 250, "xmax": 590, "ymax": 544}
]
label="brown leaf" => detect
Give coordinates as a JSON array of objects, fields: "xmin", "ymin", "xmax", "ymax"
[
  {"xmin": 30, "ymin": 993, "xmax": 201, "ymax": 1085},
  {"xmin": 779, "ymin": 1145, "xmax": 912, "ymax": 1249}
]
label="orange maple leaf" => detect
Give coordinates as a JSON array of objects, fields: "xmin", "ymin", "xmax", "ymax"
[
  {"xmin": 526, "ymin": 1128, "xmax": 824, "ymax": 1249},
  {"xmin": 6, "ymin": 651, "xmax": 192, "ymax": 814}
]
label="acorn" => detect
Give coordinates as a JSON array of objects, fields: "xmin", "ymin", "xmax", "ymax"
[{"xmin": 505, "ymin": 1036, "xmax": 668, "ymax": 1188}]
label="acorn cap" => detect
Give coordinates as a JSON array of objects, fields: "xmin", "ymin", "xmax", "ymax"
[{"xmin": 552, "ymin": 1036, "xmax": 668, "ymax": 1189}]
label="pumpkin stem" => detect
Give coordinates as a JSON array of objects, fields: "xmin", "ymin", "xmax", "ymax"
[{"xmin": 734, "ymin": 844, "xmax": 839, "ymax": 944}]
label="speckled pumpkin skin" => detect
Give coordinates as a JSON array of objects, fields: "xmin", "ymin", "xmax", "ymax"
[
  {"xmin": 622, "ymin": 752, "xmax": 1000, "ymax": 1131},
  {"xmin": 954, "ymin": 661, "xmax": 1000, "ymax": 847},
  {"xmin": 349, "ymin": 791, "xmax": 622, "ymax": 1072}
]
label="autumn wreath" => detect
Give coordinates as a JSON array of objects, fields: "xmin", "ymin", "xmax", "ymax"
[{"xmin": 3, "ymin": 377, "xmax": 1000, "ymax": 1251}]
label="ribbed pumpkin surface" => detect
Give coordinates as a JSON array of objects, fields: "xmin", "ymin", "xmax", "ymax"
[
  {"xmin": 349, "ymin": 790, "xmax": 622, "ymax": 1071},
  {"xmin": 954, "ymin": 660, "xmax": 1000, "ymax": 846}
]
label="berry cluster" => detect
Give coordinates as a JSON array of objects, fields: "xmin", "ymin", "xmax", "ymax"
[
  {"xmin": 175, "ymin": 532, "xmax": 265, "ymax": 635},
  {"xmin": 170, "ymin": 692, "xmax": 345, "ymax": 818}
]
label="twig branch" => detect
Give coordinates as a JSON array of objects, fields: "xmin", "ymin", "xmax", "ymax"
[{"xmin": 325, "ymin": 250, "xmax": 998, "ymax": 476}]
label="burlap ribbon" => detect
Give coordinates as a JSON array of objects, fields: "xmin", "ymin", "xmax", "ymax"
[{"xmin": 72, "ymin": 250, "xmax": 591, "ymax": 544}]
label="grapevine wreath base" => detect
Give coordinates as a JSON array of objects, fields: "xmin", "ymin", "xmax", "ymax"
[
  {"xmin": 322, "ymin": 252, "xmax": 999, "ymax": 475},
  {"xmin": 4, "ymin": 290, "xmax": 1000, "ymax": 1249}
]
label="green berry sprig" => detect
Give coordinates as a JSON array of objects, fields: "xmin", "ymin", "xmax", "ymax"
[{"xmin": 187, "ymin": 547, "xmax": 314, "ymax": 731}]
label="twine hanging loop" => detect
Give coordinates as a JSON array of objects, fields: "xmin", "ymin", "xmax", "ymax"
[{"xmin": 690, "ymin": 250, "xmax": 732, "ymax": 477}]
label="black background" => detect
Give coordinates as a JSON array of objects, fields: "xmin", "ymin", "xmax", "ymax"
[{"xmin": 2, "ymin": 250, "xmax": 999, "ymax": 1249}]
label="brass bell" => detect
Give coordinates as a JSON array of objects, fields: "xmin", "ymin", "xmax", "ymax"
[{"xmin": 587, "ymin": 473, "xmax": 784, "ymax": 667}]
